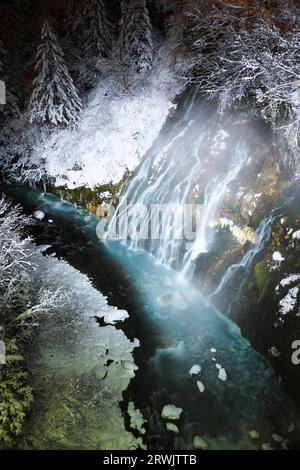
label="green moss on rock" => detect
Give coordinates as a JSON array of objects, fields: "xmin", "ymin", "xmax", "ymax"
[{"xmin": 254, "ymin": 258, "xmax": 272, "ymax": 300}]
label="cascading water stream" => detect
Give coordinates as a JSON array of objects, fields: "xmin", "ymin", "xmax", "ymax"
[
  {"xmin": 181, "ymin": 142, "xmax": 249, "ymax": 279},
  {"xmin": 209, "ymin": 214, "xmax": 274, "ymax": 312},
  {"xmin": 107, "ymin": 94, "xmax": 251, "ymax": 284}
]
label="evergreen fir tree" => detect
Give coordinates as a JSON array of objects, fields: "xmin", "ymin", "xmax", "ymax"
[
  {"xmin": 119, "ymin": 0, "xmax": 153, "ymax": 76},
  {"xmin": 82, "ymin": 0, "xmax": 112, "ymax": 57},
  {"xmin": 28, "ymin": 20, "xmax": 82, "ymax": 127}
]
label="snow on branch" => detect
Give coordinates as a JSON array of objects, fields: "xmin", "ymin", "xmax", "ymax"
[{"xmin": 170, "ymin": 0, "xmax": 300, "ymax": 172}]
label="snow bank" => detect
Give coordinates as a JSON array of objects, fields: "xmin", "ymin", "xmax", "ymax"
[{"xmin": 34, "ymin": 48, "xmax": 184, "ymax": 189}]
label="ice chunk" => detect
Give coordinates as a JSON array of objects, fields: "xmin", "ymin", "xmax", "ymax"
[
  {"xmin": 261, "ymin": 443, "xmax": 273, "ymax": 450},
  {"xmin": 196, "ymin": 380, "xmax": 205, "ymax": 393},
  {"xmin": 166, "ymin": 423, "xmax": 179, "ymax": 434},
  {"xmin": 189, "ymin": 365, "xmax": 201, "ymax": 375},
  {"xmin": 33, "ymin": 210, "xmax": 45, "ymax": 220},
  {"xmin": 193, "ymin": 436, "xmax": 208, "ymax": 450},
  {"xmin": 249, "ymin": 430, "xmax": 260, "ymax": 439},
  {"xmin": 218, "ymin": 368, "xmax": 227, "ymax": 382},
  {"xmin": 161, "ymin": 404, "xmax": 183, "ymax": 421},
  {"xmin": 103, "ymin": 309, "xmax": 129, "ymax": 325}
]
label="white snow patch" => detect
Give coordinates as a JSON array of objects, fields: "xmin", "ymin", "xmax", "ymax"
[
  {"xmin": 276, "ymin": 274, "xmax": 300, "ymax": 290},
  {"xmin": 292, "ymin": 230, "xmax": 300, "ymax": 240},
  {"xmin": 273, "ymin": 251, "xmax": 285, "ymax": 262},
  {"xmin": 279, "ymin": 287, "xmax": 299, "ymax": 315},
  {"xmin": 33, "ymin": 49, "xmax": 184, "ymax": 189}
]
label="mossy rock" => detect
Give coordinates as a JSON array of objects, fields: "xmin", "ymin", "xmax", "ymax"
[{"xmin": 254, "ymin": 258, "xmax": 272, "ymax": 300}]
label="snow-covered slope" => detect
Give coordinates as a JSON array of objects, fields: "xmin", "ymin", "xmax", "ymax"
[{"xmin": 34, "ymin": 48, "xmax": 184, "ymax": 189}]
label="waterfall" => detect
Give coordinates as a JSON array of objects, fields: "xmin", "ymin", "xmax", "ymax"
[
  {"xmin": 181, "ymin": 142, "xmax": 249, "ymax": 279},
  {"xmin": 108, "ymin": 94, "xmax": 250, "ymax": 278},
  {"xmin": 107, "ymin": 92, "xmax": 208, "ymax": 269},
  {"xmin": 209, "ymin": 215, "xmax": 274, "ymax": 313}
]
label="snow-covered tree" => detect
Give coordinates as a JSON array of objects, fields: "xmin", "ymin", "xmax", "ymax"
[
  {"xmin": 170, "ymin": 0, "xmax": 300, "ymax": 172},
  {"xmin": 81, "ymin": 0, "xmax": 112, "ymax": 57},
  {"xmin": 0, "ymin": 197, "xmax": 71, "ymax": 321},
  {"xmin": 0, "ymin": 197, "xmax": 33, "ymax": 316},
  {"xmin": 28, "ymin": 20, "xmax": 82, "ymax": 127},
  {"xmin": 119, "ymin": 0, "xmax": 153, "ymax": 77}
]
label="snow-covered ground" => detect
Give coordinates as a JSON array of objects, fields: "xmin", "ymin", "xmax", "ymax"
[{"xmin": 34, "ymin": 47, "xmax": 184, "ymax": 189}]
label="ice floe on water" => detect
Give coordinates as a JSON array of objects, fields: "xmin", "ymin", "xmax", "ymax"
[
  {"xmin": 33, "ymin": 210, "xmax": 45, "ymax": 220},
  {"xmin": 193, "ymin": 436, "xmax": 208, "ymax": 450},
  {"xmin": 218, "ymin": 367, "xmax": 227, "ymax": 382},
  {"xmin": 161, "ymin": 404, "xmax": 183, "ymax": 421},
  {"xmin": 189, "ymin": 364, "xmax": 201, "ymax": 375},
  {"xmin": 102, "ymin": 309, "xmax": 129, "ymax": 325},
  {"xmin": 196, "ymin": 380, "xmax": 205, "ymax": 393},
  {"xmin": 166, "ymin": 423, "xmax": 179, "ymax": 434}
]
